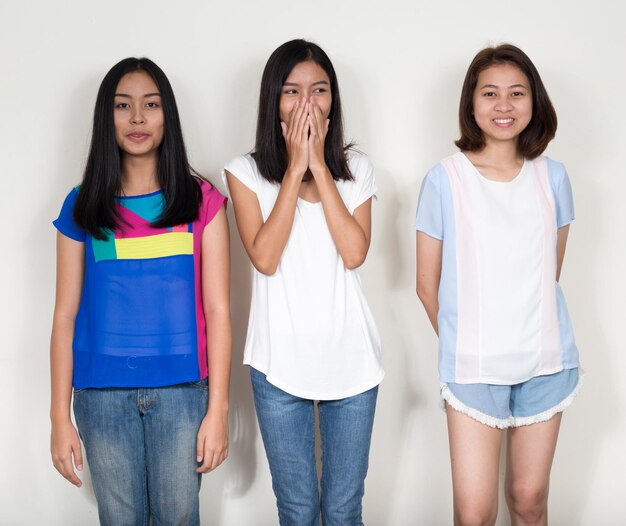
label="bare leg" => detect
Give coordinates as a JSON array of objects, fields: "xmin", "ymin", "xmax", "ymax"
[
  {"xmin": 505, "ymin": 413, "xmax": 562, "ymax": 526},
  {"xmin": 446, "ymin": 404, "xmax": 503, "ymax": 526}
]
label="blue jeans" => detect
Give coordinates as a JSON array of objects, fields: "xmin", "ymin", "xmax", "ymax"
[
  {"xmin": 250, "ymin": 367, "xmax": 378, "ymax": 526},
  {"xmin": 73, "ymin": 380, "xmax": 208, "ymax": 526}
]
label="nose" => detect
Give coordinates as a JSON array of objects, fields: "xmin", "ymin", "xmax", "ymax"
[
  {"xmin": 495, "ymin": 98, "xmax": 513, "ymax": 112},
  {"xmin": 130, "ymin": 106, "xmax": 145, "ymax": 124}
]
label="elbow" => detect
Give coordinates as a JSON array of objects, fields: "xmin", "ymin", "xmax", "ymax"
[
  {"xmin": 342, "ymin": 250, "xmax": 367, "ymax": 270},
  {"xmin": 416, "ymin": 282, "xmax": 434, "ymax": 304},
  {"xmin": 252, "ymin": 257, "xmax": 279, "ymax": 276}
]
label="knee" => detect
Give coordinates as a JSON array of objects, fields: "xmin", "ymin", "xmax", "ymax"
[
  {"xmin": 277, "ymin": 500, "xmax": 319, "ymax": 526},
  {"xmin": 453, "ymin": 500, "xmax": 497, "ymax": 526},
  {"xmin": 322, "ymin": 507, "xmax": 362, "ymax": 526},
  {"xmin": 506, "ymin": 481, "xmax": 549, "ymax": 522}
]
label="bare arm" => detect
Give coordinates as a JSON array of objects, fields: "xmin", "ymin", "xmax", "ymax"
[
  {"xmin": 416, "ymin": 231, "xmax": 443, "ymax": 335},
  {"xmin": 196, "ymin": 206, "xmax": 232, "ymax": 473},
  {"xmin": 50, "ymin": 232, "xmax": 84, "ymax": 487},
  {"xmin": 226, "ymin": 170, "xmax": 301, "ymax": 276},
  {"xmin": 226, "ymin": 99, "xmax": 310, "ymax": 276},
  {"xmin": 556, "ymin": 225, "xmax": 570, "ymax": 282},
  {"xmin": 308, "ymin": 101, "xmax": 371, "ymax": 269}
]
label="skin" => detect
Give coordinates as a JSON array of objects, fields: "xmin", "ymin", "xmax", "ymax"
[
  {"xmin": 227, "ymin": 60, "xmax": 372, "ymax": 276},
  {"xmin": 416, "ymin": 63, "xmax": 570, "ymax": 526},
  {"xmin": 50, "ymin": 71, "xmax": 231, "ymax": 487}
]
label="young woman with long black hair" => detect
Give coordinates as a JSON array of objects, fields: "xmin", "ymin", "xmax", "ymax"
[
  {"xmin": 50, "ymin": 57, "xmax": 231, "ymax": 525},
  {"xmin": 224, "ymin": 39, "xmax": 383, "ymax": 526}
]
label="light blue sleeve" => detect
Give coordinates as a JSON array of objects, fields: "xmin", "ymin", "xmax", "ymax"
[
  {"xmin": 547, "ymin": 158, "xmax": 575, "ymax": 228},
  {"xmin": 415, "ymin": 165, "xmax": 444, "ymax": 240}
]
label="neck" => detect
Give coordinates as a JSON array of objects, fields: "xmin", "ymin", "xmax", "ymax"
[
  {"xmin": 120, "ymin": 153, "xmax": 159, "ymax": 196},
  {"xmin": 473, "ymin": 140, "xmax": 523, "ymax": 166}
]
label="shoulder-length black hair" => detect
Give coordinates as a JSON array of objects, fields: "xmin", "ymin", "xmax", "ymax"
[
  {"xmin": 254, "ymin": 39, "xmax": 353, "ymax": 183},
  {"xmin": 455, "ymin": 44, "xmax": 557, "ymax": 159},
  {"xmin": 73, "ymin": 57, "xmax": 202, "ymax": 239}
]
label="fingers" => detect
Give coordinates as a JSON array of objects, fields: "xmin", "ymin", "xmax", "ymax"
[
  {"xmin": 51, "ymin": 424, "xmax": 84, "ymax": 487},
  {"xmin": 283, "ymin": 99, "xmax": 310, "ymax": 176},
  {"xmin": 74, "ymin": 442, "xmax": 84, "ymax": 474},
  {"xmin": 196, "ymin": 435, "xmax": 229, "ymax": 474},
  {"xmin": 308, "ymin": 99, "xmax": 328, "ymax": 139},
  {"xmin": 293, "ymin": 99, "xmax": 309, "ymax": 141},
  {"xmin": 52, "ymin": 443, "xmax": 83, "ymax": 487},
  {"xmin": 284, "ymin": 99, "xmax": 307, "ymax": 138}
]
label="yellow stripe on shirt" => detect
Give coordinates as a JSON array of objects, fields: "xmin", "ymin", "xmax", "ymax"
[{"xmin": 115, "ymin": 232, "xmax": 193, "ymax": 259}]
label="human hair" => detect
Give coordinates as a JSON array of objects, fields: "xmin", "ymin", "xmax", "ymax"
[
  {"xmin": 73, "ymin": 57, "xmax": 202, "ymax": 240},
  {"xmin": 455, "ymin": 44, "xmax": 557, "ymax": 159},
  {"xmin": 253, "ymin": 39, "xmax": 353, "ymax": 183}
]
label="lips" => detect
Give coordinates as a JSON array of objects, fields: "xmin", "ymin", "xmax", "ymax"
[
  {"xmin": 127, "ymin": 133, "xmax": 149, "ymax": 142},
  {"xmin": 493, "ymin": 118, "xmax": 514, "ymax": 128}
]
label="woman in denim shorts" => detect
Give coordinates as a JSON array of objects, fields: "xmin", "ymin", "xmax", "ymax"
[{"xmin": 415, "ymin": 44, "xmax": 581, "ymax": 525}]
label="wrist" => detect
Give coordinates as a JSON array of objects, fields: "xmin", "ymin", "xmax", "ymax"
[
  {"xmin": 310, "ymin": 164, "xmax": 331, "ymax": 180},
  {"xmin": 50, "ymin": 412, "xmax": 72, "ymax": 425},
  {"xmin": 207, "ymin": 397, "xmax": 229, "ymax": 414}
]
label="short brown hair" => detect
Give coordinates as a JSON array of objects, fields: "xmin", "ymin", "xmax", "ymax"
[{"xmin": 455, "ymin": 44, "xmax": 557, "ymax": 159}]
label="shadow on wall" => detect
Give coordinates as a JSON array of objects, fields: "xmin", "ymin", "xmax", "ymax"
[
  {"xmin": 198, "ymin": 198, "xmax": 261, "ymax": 522},
  {"xmin": 539, "ymin": 66, "xmax": 613, "ymax": 523}
]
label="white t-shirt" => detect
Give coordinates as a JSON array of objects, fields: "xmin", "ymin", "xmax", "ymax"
[
  {"xmin": 223, "ymin": 152, "xmax": 384, "ymax": 399},
  {"xmin": 415, "ymin": 152, "xmax": 579, "ymax": 385}
]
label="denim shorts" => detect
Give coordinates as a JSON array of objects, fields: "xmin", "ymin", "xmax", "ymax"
[{"xmin": 441, "ymin": 367, "xmax": 582, "ymax": 429}]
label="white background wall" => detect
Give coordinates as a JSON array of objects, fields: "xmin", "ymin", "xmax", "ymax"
[{"xmin": 1, "ymin": 0, "xmax": 624, "ymax": 524}]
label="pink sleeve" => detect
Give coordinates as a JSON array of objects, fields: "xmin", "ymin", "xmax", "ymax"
[{"xmin": 200, "ymin": 181, "xmax": 227, "ymax": 227}]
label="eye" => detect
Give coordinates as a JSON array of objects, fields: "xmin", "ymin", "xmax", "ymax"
[
  {"xmin": 313, "ymin": 87, "xmax": 327, "ymax": 94},
  {"xmin": 145, "ymin": 101, "xmax": 160, "ymax": 108},
  {"xmin": 283, "ymin": 88, "xmax": 298, "ymax": 95},
  {"xmin": 511, "ymin": 91, "xmax": 526, "ymax": 97},
  {"xmin": 115, "ymin": 102, "xmax": 130, "ymax": 109}
]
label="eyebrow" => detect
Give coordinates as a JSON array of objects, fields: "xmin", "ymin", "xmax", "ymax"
[
  {"xmin": 114, "ymin": 92, "xmax": 161, "ymax": 98},
  {"xmin": 479, "ymin": 83, "xmax": 528, "ymax": 89},
  {"xmin": 282, "ymin": 80, "xmax": 329, "ymax": 87}
]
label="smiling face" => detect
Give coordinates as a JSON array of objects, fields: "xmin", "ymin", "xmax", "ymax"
[
  {"xmin": 279, "ymin": 60, "xmax": 332, "ymax": 123},
  {"xmin": 113, "ymin": 71, "xmax": 164, "ymax": 159},
  {"xmin": 472, "ymin": 63, "xmax": 533, "ymax": 148}
]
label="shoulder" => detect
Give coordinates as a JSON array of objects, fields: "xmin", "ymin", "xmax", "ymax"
[
  {"xmin": 534, "ymin": 155, "xmax": 570, "ymax": 187},
  {"xmin": 58, "ymin": 185, "xmax": 81, "ymax": 211},
  {"xmin": 423, "ymin": 155, "xmax": 457, "ymax": 185},
  {"xmin": 194, "ymin": 177, "xmax": 226, "ymax": 225},
  {"xmin": 196, "ymin": 177, "xmax": 225, "ymax": 201},
  {"xmin": 346, "ymin": 150, "xmax": 372, "ymax": 172},
  {"xmin": 53, "ymin": 185, "xmax": 86, "ymax": 242},
  {"xmin": 224, "ymin": 153, "xmax": 257, "ymax": 177},
  {"xmin": 343, "ymin": 151, "xmax": 374, "ymax": 187},
  {"xmin": 223, "ymin": 153, "xmax": 265, "ymax": 193}
]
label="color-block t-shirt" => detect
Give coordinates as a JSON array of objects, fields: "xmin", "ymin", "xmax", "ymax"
[
  {"xmin": 415, "ymin": 153, "xmax": 579, "ymax": 385},
  {"xmin": 53, "ymin": 180, "xmax": 226, "ymax": 389}
]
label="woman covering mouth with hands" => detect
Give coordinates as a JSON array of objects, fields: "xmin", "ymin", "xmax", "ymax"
[{"xmin": 224, "ymin": 39, "xmax": 383, "ymax": 526}]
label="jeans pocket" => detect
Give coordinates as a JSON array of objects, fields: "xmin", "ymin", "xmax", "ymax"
[{"xmin": 73, "ymin": 388, "xmax": 89, "ymax": 397}]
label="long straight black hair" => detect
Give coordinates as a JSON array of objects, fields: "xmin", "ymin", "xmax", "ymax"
[
  {"xmin": 73, "ymin": 57, "xmax": 202, "ymax": 239},
  {"xmin": 254, "ymin": 39, "xmax": 353, "ymax": 183}
]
